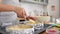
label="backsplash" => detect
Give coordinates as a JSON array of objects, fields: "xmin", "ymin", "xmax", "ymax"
[
  {"xmin": 19, "ymin": 2, "xmax": 47, "ymax": 16},
  {"xmin": 47, "ymin": 0, "xmax": 59, "ymax": 18}
]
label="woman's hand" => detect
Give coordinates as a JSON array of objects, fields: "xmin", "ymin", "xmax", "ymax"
[
  {"xmin": 14, "ymin": 7, "xmax": 26, "ymax": 18},
  {"xmin": 14, "ymin": 7, "xmax": 36, "ymax": 20},
  {"xmin": 26, "ymin": 16, "xmax": 36, "ymax": 20}
]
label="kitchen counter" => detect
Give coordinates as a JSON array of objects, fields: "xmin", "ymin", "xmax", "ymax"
[{"xmin": 40, "ymin": 31, "xmax": 46, "ymax": 34}]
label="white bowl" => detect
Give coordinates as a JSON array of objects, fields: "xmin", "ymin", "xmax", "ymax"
[{"xmin": 35, "ymin": 16, "xmax": 50, "ymax": 22}]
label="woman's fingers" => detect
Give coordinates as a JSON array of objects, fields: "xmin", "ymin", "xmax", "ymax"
[
  {"xmin": 22, "ymin": 8, "xmax": 27, "ymax": 18},
  {"xmin": 29, "ymin": 16, "xmax": 36, "ymax": 20},
  {"xmin": 26, "ymin": 16, "xmax": 36, "ymax": 20}
]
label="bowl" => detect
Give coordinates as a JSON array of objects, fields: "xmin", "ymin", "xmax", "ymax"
[
  {"xmin": 35, "ymin": 16, "xmax": 50, "ymax": 22},
  {"xmin": 46, "ymin": 26, "xmax": 59, "ymax": 34}
]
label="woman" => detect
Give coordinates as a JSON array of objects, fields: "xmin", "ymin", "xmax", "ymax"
[{"xmin": 0, "ymin": 0, "xmax": 35, "ymax": 26}]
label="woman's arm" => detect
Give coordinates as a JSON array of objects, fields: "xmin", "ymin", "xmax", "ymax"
[
  {"xmin": 0, "ymin": 0, "xmax": 15, "ymax": 11},
  {"xmin": 0, "ymin": 4, "xmax": 27, "ymax": 18},
  {"xmin": 0, "ymin": 4, "xmax": 36, "ymax": 20},
  {"xmin": 0, "ymin": 4, "xmax": 15, "ymax": 11}
]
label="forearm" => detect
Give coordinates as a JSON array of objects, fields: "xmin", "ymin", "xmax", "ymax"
[
  {"xmin": 0, "ymin": 4, "xmax": 16, "ymax": 12},
  {"xmin": 0, "ymin": 4, "xmax": 27, "ymax": 17}
]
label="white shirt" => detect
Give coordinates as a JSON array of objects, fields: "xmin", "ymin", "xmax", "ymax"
[{"xmin": 0, "ymin": 0, "xmax": 20, "ymax": 26}]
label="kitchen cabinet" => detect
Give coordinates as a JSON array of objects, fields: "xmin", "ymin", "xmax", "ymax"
[{"xmin": 20, "ymin": 0, "xmax": 48, "ymax": 5}]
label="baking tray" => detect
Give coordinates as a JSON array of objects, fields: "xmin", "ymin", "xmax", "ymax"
[{"xmin": 0, "ymin": 24, "xmax": 51, "ymax": 34}]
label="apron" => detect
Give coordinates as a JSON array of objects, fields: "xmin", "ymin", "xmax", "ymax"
[{"xmin": 0, "ymin": 0, "xmax": 20, "ymax": 26}]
